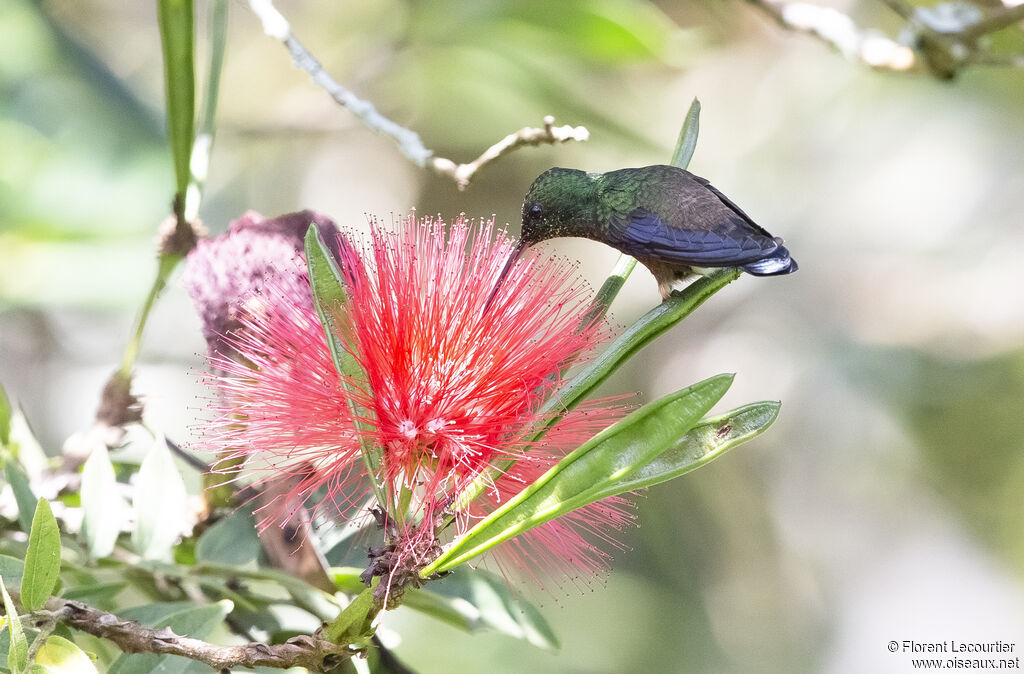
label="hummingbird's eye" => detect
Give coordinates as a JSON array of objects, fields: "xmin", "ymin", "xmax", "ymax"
[{"xmin": 529, "ymin": 204, "xmax": 543, "ymax": 216}]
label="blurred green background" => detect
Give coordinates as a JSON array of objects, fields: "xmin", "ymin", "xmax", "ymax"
[{"xmin": 2, "ymin": 0, "xmax": 1024, "ymax": 672}]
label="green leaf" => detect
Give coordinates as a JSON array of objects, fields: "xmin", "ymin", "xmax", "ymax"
[
  {"xmin": 430, "ymin": 374, "xmax": 733, "ymax": 574},
  {"xmin": 157, "ymin": 0, "xmax": 196, "ymax": 200},
  {"xmin": 304, "ymin": 226, "xmax": 358, "ymax": 379},
  {"xmin": 304, "ymin": 226, "xmax": 387, "ymax": 509},
  {"xmin": 320, "ymin": 585, "xmax": 375, "ymax": 645},
  {"xmin": 591, "ymin": 401, "xmax": 780, "ymax": 498},
  {"xmin": 1, "ymin": 576, "xmax": 27, "ymax": 673},
  {"xmin": 405, "ymin": 571, "xmax": 559, "ymax": 650},
  {"xmin": 61, "ymin": 582, "xmax": 126, "ymax": 605},
  {"xmin": 195, "ymin": 563, "xmax": 341, "ymax": 621},
  {"xmin": 21, "ymin": 498, "xmax": 61, "ymax": 611},
  {"xmin": 6, "ymin": 407, "xmax": 49, "ymax": 480},
  {"xmin": 455, "ymin": 270, "xmax": 740, "ymax": 511},
  {"xmin": 400, "ymin": 587, "xmax": 480, "ymax": 632},
  {"xmin": 0, "ymin": 556, "xmax": 25, "ymax": 592},
  {"xmin": 0, "ymin": 380, "xmax": 11, "ymax": 446},
  {"xmin": 195, "ymin": 507, "xmax": 260, "ymax": 566},
  {"xmin": 537, "ymin": 269, "xmax": 740, "ymax": 440},
  {"xmin": 33, "ymin": 635, "xmax": 97, "ymax": 674},
  {"xmin": 331, "ymin": 568, "xmax": 366, "ymax": 595},
  {"xmin": 108, "ymin": 601, "xmax": 231, "ymax": 674},
  {"xmin": 670, "ymin": 97, "xmax": 701, "ymax": 170},
  {"xmin": 5, "ymin": 463, "xmax": 38, "ymax": 535},
  {"xmin": 132, "ymin": 436, "xmax": 188, "ymax": 560},
  {"xmin": 80, "ymin": 445, "xmax": 126, "ymax": 559},
  {"xmin": 182, "ymin": 0, "xmax": 227, "ymax": 221}
]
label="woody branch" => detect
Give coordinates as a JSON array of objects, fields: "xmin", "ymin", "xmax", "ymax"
[{"xmin": 28, "ymin": 596, "xmax": 356, "ymax": 672}]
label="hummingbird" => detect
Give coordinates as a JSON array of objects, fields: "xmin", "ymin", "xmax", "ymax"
[{"xmin": 488, "ymin": 164, "xmax": 797, "ymax": 305}]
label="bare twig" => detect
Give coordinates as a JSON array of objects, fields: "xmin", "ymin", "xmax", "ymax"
[
  {"xmin": 430, "ymin": 116, "xmax": 589, "ymax": 189},
  {"xmin": 43, "ymin": 598, "xmax": 358, "ymax": 671},
  {"xmin": 246, "ymin": 0, "xmax": 588, "ymax": 189}
]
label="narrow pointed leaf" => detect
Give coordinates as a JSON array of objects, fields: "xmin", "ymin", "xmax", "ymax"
[
  {"xmin": 305, "ymin": 226, "xmax": 387, "ymax": 509},
  {"xmin": 195, "ymin": 507, "xmax": 260, "ymax": 566},
  {"xmin": 5, "ymin": 463, "xmax": 37, "ymax": 535},
  {"xmin": 183, "ymin": 0, "xmax": 227, "ymax": 221},
  {"xmin": 407, "ymin": 571, "xmax": 559, "ymax": 650},
  {"xmin": 0, "ymin": 556, "xmax": 24, "ymax": 592},
  {"xmin": 21, "ymin": 498, "xmax": 61, "ymax": 611},
  {"xmin": 304, "ymin": 226, "xmax": 359, "ymax": 379},
  {"xmin": 1, "ymin": 577, "xmax": 27, "ymax": 673},
  {"xmin": 80, "ymin": 445, "xmax": 125, "ymax": 558},
  {"xmin": 671, "ymin": 98, "xmax": 701, "ymax": 169},
  {"xmin": 61, "ymin": 582, "xmax": 127, "ymax": 604},
  {"xmin": 321, "ymin": 585, "xmax": 375, "ymax": 645},
  {"xmin": 7, "ymin": 407, "xmax": 48, "ymax": 480},
  {"xmin": 0, "ymin": 380, "xmax": 11, "ymax": 446},
  {"xmin": 331, "ymin": 568, "xmax": 366, "ymax": 595},
  {"xmin": 457, "ymin": 270, "xmax": 741, "ymax": 511},
  {"xmin": 132, "ymin": 436, "xmax": 188, "ymax": 560},
  {"xmin": 157, "ymin": 0, "xmax": 196, "ymax": 199},
  {"xmin": 33, "ymin": 635, "xmax": 98, "ymax": 673},
  {"xmin": 429, "ymin": 374, "xmax": 733, "ymax": 574},
  {"xmin": 590, "ymin": 401, "xmax": 780, "ymax": 500},
  {"xmin": 535, "ymin": 270, "xmax": 740, "ymax": 441},
  {"xmin": 399, "ymin": 588, "xmax": 482, "ymax": 633}
]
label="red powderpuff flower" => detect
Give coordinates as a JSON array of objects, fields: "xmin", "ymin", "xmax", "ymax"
[{"xmin": 204, "ymin": 213, "xmax": 635, "ymax": 582}]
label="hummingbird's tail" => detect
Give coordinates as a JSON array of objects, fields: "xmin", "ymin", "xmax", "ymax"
[{"xmin": 741, "ymin": 241, "xmax": 798, "ymax": 276}]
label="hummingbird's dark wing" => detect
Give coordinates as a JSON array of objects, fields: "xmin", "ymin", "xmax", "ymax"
[
  {"xmin": 605, "ymin": 207, "xmax": 780, "ymax": 267},
  {"xmin": 597, "ymin": 165, "xmax": 794, "ymax": 272}
]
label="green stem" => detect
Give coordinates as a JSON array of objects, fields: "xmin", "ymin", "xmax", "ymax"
[{"xmin": 118, "ymin": 253, "xmax": 181, "ymax": 377}]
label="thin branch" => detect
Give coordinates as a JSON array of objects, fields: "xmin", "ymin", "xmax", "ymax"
[
  {"xmin": 877, "ymin": 0, "xmax": 916, "ymax": 21},
  {"xmin": 430, "ymin": 116, "xmax": 589, "ymax": 189},
  {"xmin": 746, "ymin": 0, "xmax": 918, "ymax": 71},
  {"xmin": 746, "ymin": 0, "xmax": 1024, "ymax": 78},
  {"xmin": 246, "ymin": 0, "xmax": 588, "ymax": 189},
  {"xmin": 42, "ymin": 598, "xmax": 358, "ymax": 671},
  {"xmin": 960, "ymin": 4, "xmax": 1024, "ymax": 40}
]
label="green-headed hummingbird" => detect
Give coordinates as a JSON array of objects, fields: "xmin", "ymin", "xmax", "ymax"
[{"xmin": 489, "ymin": 164, "xmax": 797, "ymax": 304}]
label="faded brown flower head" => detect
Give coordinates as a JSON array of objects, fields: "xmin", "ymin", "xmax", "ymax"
[{"xmin": 181, "ymin": 209, "xmax": 344, "ymax": 360}]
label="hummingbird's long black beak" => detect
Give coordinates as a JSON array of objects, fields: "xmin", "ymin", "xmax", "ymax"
[{"xmin": 483, "ymin": 240, "xmax": 526, "ymax": 313}]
